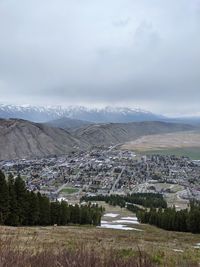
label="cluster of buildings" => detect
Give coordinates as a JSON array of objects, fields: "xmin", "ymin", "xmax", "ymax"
[{"xmin": 1, "ymin": 149, "xmax": 200, "ymax": 202}]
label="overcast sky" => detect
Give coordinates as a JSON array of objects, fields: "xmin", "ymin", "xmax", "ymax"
[{"xmin": 0, "ymin": 0, "xmax": 200, "ymax": 116}]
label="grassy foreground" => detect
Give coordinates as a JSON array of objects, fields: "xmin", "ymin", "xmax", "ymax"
[{"xmin": 0, "ymin": 223, "xmax": 200, "ymax": 266}]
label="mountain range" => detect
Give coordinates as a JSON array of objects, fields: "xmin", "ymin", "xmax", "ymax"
[
  {"xmin": 0, "ymin": 104, "xmax": 199, "ymax": 160},
  {"xmin": 0, "ymin": 104, "xmax": 164, "ymax": 123}
]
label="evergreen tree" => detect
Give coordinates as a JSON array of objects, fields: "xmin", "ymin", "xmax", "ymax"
[
  {"xmin": 50, "ymin": 201, "xmax": 61, "ymax": 225},
  {"xmin": 37, "ymin": 192, "xmax": 50, "ymax": 225},
  {"xmin": 0, "ymin": 170, "xmax": 9, "ymax": 224},
  {"xmin": 188, "ymin": 209, "xmax": 200, "ymax": 233},
  {"xmin": 0, "ymin": 171, "xmax": 103, "ymax": 227},
  {"xmin": 26, "ymin": 191, "xmax": 39, "ymax": 225},
  {"xmin": 80, "ymin": 206, "xmax": 90, "ymax": 224},
  {"xmin": 60, "ymin": 201, "xmax": 70, "ymax": 225},
  {"xmin": 14, "ymin": 174, "xmax": 28, "ymax": 224},
  {"xmin": 70, "ymin": 204, "xmax": 80, "ymax": 224},
  {"xmin": 5, "ymin": 173, "xmax": 19, "ymax": 226}
]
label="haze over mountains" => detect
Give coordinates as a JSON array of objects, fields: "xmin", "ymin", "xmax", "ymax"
[
  {"xmin": 1, "ymin": 104, "xmax": 200, "ymax": 127},
  {"xmin": 0, "ymin": 104, "xmax": 165, "ymax": 123}
]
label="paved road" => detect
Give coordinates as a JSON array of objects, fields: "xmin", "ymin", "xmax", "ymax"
[
  {"xmin": 54, "ymin": 171, "xmax": 82, "ymax": 195},
  {"xmin": 109, "ymin": 143, "xmax": 122, "ymax": 151},
  {"xmin": 110, "ymin": 167, "xmax": 125, "ymax": 194}
]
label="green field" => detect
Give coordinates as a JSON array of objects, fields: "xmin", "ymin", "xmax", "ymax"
[
  {"xmin": 60, "ymin": 187, "xmax": 79, "ymax": 194},
  {"xmin": 139, "ymin": 147, "xmax": 200, "ymax": 160}
]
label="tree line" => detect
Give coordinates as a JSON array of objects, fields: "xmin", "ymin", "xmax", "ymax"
[
  {"xmin": 137, "ymin": 201, "xmax": 200, "ymax": 233},
  {"xmin": 81, "ymin": 193, "xmax": 167, "ymax": 209},
  {"xmin": 0, "ymin": 170, "xmax": 103, "ymax": 226}
]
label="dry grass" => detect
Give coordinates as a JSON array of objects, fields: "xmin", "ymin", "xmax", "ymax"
[
  {"xmin": 0, "ymin": 223, "xmax": 200, "ymax": 266},
  {"xmin": 121, "ymin": 131, "xmax": 200, "ymax": 151},
  {"xmin": 121, "ymin": 133, "xmax": 200, "ymax": 159},
  {"xmin": 121, "ymin": 131, "xmax": 200, "ymax": 160},
  {"xmin": 0, "ymin": 201, "xmax": 200, "ymax": 266},
  {"xmin": 0, "ymin": 234, "xmax": 154, "ymax": 267}
]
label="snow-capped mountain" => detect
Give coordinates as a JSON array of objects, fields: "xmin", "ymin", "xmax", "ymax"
[{"xmin": 0, "ymin": 104, "xmax": 165, "ymax": 123}]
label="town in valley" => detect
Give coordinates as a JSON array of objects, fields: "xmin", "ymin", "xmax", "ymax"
[{"xmin": 2, "ymin": 147, "xmax": 200, "ymax": 209}]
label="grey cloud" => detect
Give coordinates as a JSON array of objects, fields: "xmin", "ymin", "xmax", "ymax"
[
  {"xmin": 0, "ymin": 0, "xmax": 199, "ymax": 115},
  {"xmin": 113, "ymin": 17, "xmax": 131, "ymax": 27}
]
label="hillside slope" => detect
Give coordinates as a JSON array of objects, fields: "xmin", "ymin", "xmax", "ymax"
[
  {"xmin": 72, "ymin": 121, "xmax": 196, "ymax": 146},
  {"xmin": 0, "ymin": 119, "xmax": 196, "ymax": 160},
  {"xmin": 0, "ymin": 119, "xmax": 84, "ymax": 160},
  {"xmin": 47, "ymin": 117, "xmax": 93, "ymax": 129}
]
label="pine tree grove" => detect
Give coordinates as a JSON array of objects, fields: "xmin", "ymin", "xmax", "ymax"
[
  {"xmin": 0, "ymin": 171, "xmax": 103, "ymax": 227},
  {"xmin": 137, "ymin": 201, "xmax": 200, "ymax": 234}
]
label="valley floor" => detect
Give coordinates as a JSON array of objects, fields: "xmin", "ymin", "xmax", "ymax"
[{"xmin": 122, "ymin": 131, "xmax": 200, "ymax": 159}]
